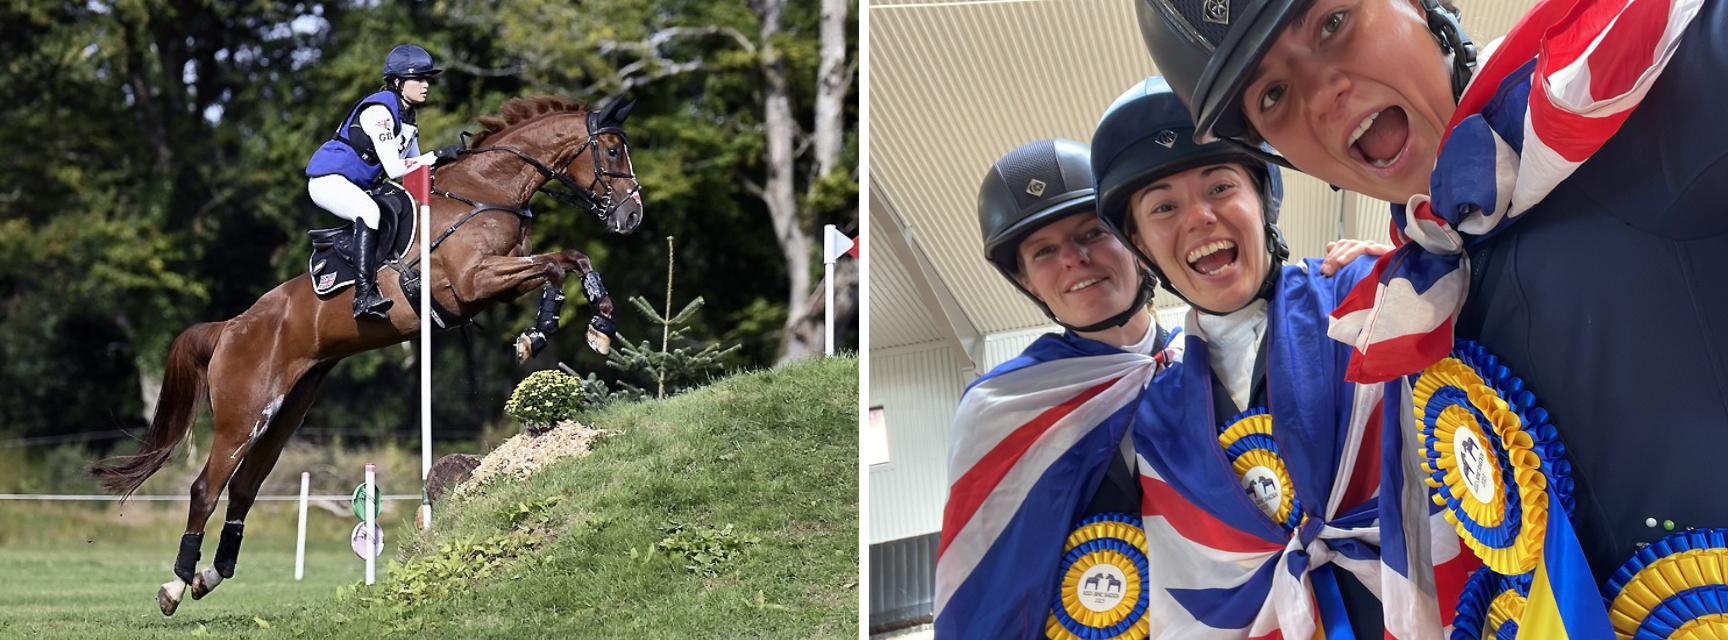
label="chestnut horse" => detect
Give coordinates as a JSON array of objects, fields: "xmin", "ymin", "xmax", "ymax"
[{"xmin": 91, "ymin": 95, "xmax": 642, "ymax": 616}]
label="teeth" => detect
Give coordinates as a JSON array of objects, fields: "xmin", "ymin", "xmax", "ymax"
[
  {"xmin": 1185, "ymin": 240, "xmax": 1236, "ymax": 265},
  {"xmin": 1349, "ymin": 110, "xmax": 1380, "ymax": 147},
  {"xmin": 1370, "ymin": 144, "xmax": 1405, "ymax": 169},
  {"xmin": 1067, "ymin": 278, "xmax": 1101, "ymax": 293}
]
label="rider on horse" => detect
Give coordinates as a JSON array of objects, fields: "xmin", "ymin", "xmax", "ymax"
[{"xmin": 305, "ymin": 43, "xmax": 460, "ymax": 319}]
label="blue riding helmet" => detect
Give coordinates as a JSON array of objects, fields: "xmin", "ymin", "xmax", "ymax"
[
  {"xmin": 1091, "ymin": 76, "xmax": 1287, "ymax": 315},
  {"xmin": 383, "ymin": 44, "xmax": 443, "ymax": 80}
]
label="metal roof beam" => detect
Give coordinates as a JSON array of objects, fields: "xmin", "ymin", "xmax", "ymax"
[{"xmin": 871, "ymin": 180, "xmax": 980, "ymax": 371}]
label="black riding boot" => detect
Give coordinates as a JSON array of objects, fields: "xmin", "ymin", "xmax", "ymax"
[{"xmin": 351, "ymin": 223, "xmax": 393, "ymax": 320}]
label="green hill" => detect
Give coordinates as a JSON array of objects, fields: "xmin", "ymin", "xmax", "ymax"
[{"xmin": 295, "ymin": 356, "xmax": 861, "ymax": 638}]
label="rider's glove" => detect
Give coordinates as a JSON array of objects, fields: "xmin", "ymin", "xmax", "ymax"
[{"xmin": 432, "ymin": 145, "xmax": 464, "ymax": 164}]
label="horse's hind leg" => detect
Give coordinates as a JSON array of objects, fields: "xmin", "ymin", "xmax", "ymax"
[
  {"xmin": 158, "ymin": 405, "xmax": 254, "ymax": 616},
  {"xmin": 190, "ymin": 362, "xmax": 335, "ymax": 600},
  {"xmin": 158, "ymin": 334, "xmax": 308, "ymax": 616}
]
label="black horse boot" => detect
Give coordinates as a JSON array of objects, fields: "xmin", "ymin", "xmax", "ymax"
[{"xmin": 351, "ymin": 223, "xmax": 393, "ymax": 319}]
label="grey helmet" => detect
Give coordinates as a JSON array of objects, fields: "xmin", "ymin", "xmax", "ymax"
[
  {"xmin": 1092, "ymin": 76, "xmax": 1286, "ymax": 315},
  {"xmin": 1132, "ymin": 0, "xmax": 1474, "ymax": 158},
  {"xmin": 979, "ymin": 139, "xmax": 1155, "ymax": 333}
]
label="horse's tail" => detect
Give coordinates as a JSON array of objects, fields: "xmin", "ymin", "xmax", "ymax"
[{"xmin": 92, "ymin": 320, "xmax": 226, "ymax": 496}]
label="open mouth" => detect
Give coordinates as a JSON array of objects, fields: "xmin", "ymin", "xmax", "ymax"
[
  {"xmin": 1066, "ymin": 277, "xmax": 1104, "ymax": 293},
  {"xmin": 1347, "ymin": 106, "xmax": 1411, "ymax": 171},
  {"xmin": 1186, "ymin": 240, "xmax": 1238, "ymax": 277}
]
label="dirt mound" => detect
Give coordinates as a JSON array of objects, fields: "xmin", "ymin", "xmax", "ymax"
[{"xmin": 453, "ymin": 421, "xmax": 608, "ymax": 498}]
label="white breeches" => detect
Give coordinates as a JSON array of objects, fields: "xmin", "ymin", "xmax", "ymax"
[{"xmin": 308, "ymin": 175, "xmax": 379, "ymax": 230}]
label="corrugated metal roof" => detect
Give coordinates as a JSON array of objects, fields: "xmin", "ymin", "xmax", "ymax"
[
  {"xmin": 869, "ymin": 0, "xmax": 1541, "ymax": 347},
  {"xmin": 870, "ymin": 222, "xmax": 948, "ymax": 351}
]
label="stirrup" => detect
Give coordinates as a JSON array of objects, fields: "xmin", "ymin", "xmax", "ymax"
[{"xmin": 353, "ymin": 295, "xmax": 393, "ymax": 320}]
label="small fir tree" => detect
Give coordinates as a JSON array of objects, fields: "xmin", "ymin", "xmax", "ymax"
[{"xmin": 573, "ymin": 236, "xmax": 738, "ymax": 409}]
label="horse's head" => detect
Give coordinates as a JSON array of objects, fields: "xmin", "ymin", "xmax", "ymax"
[
  {"xmin": 448, "ymin": 96, "xmax": 645, "ymax": 235},
  {"xmin": 565, "ymin": 98, "xmax": 642, "ymax": 235}
]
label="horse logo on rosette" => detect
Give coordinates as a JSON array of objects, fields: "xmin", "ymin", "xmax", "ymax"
[
  {"xmin": 1459, "ymin": 438, "xmax": 1481, "ymax": 486},
  {"xmin": 1079, "ymin": 565, "xmax": 1127, "ymax": 609},
  {"xmin": 1453, "ymin": 427, "xmax": 1497, "ymax": 503},
  {"xmin": 1241, "ymin": 466, "xmax": 1282, "ymax": 518}
]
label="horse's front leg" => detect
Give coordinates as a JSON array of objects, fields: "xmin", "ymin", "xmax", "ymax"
[
  {"xmin": 467, "ymin": 252, "xmax": 614, "ymax": 363},
  {"xmin": 559, "ymin": 248, "xmax": 617, "ymax": 359},
  {"xmin": 513, "ymin": 249, "xmax": 617, "ymax": 363}
]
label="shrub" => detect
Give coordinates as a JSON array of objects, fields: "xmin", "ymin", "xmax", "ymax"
[{"xmin": 504, "ymin": 370, "xmax": 583, "ymax": 430}]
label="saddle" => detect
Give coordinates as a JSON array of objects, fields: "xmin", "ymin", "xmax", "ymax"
[{"xmin": 307, "ymin": 185, "xmax": 418, "ymax": 296}]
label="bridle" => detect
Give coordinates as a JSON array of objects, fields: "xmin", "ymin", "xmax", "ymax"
[
  {"xmin": 443, "ymin": 111, "xmax": 639, "ymax": 224},
  {"xmin": 419, "ymin": 109, "xmax": 639, "ymax": 258}
]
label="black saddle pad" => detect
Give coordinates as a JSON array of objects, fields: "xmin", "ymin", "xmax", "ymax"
[{"xmin": 307, "ymin": 185, "xmax": 418, "ymax": 296}]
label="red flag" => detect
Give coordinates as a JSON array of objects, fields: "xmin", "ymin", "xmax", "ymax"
[{"xmin": 403, "ymin": 166, "xmax": 431, "ymax": 208}]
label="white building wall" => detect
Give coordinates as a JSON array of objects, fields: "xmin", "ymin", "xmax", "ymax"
[
  {"xmin": 868, "ymin": 344, "xmax": 966, "ymax": 543},
  {"xmin": 981, "ymin": 326, "xmax": 1056, "ymax": 373}
]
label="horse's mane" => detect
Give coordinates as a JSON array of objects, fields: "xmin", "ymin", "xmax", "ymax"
[{"xmin": 468, "ymin": 95, "xmax": 590, "ymax": 147}]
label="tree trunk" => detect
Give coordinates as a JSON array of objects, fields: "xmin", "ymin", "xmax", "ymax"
[
  {"xmin": 780, "ymin": 257, "xmax": 859, "ymax": 360},
  {"xmin": 753, "ymin": 0, "xmax": 813, "ymax": 362},
  {"xmin": 777, "ymin": 0, "xmax": 855, "ymax": 363},
  {"xmin": 814, "ymin": 0, "xmax": 850, "ymax": 179}
]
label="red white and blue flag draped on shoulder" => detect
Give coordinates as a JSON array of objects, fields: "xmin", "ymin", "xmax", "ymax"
[
  {"xmin": 1133, "ymin": 260, "xmax": 1474, "ymax": 640},
  {"xmin": 935, "ymin": 328, "xmax": 1179, "ymax": 639},
  {"xmin": 1326, "ymin": 0, "xmax": 1705, "ymax": 384},
  {"xmin": 1323, "ymin": 0, "xmax": 1704, "ymax": 637}
]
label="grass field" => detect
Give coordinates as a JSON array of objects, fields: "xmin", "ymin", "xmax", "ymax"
[
  {"xmin": 0, "ymin": 356, "xmax": 859, "ymax": 639},
  {"xmin": 0, "ymin": 500, "xmax": 403, "ymax": 639}
]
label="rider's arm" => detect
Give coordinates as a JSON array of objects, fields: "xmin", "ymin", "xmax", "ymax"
[{"xmin": 357, "ymin": 104, "xmax": 435, "ymax": 179}]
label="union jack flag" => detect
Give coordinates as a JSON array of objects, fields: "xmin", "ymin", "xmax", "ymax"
[
  {"xmin": 1132, "ymin": 262, "xmax": 1474, "ymax": 639},
  {"xmin": 936, "ymin": 261, "xmax": 1477, "ymax": 638},
  {"xmin": 1326, "ymin": 0, "xmax": 1706, "ymax": 384},
  {"xmin": 935, "ymin": 330, "xmax": 1177, "ymax": 638}
]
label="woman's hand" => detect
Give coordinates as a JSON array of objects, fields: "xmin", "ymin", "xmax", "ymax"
[{"xmin": 1320, "ymin": 239, "xmax": 1393, "ymax": 276}]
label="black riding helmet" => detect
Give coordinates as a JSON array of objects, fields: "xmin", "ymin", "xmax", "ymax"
[
  {"xmin": 979, "ymin": 139, "xmax": 1156, "ymax": 333},
  {"xmin": 1132, "ymin": 0, "xmax": 1475, "ymax": 161},
  {"xmin": 1092, "ymin": 76, "xmax": 1287, "ymax": 316}
]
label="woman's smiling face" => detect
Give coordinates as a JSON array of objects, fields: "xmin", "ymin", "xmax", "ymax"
[
  {"xmin": 1013, "ymin": 211, "xmax": 1144, "ymax": 328},
  {"xmin": 1128, "ymin": 163, "xmax": 1269, "ymax": 313},
  {"xmin": 1240, "ymin": 0, "xmax": 1457, "ymax": 203}
]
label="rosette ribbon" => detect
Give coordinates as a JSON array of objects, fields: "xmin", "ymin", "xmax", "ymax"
[
  {"xmin": 1602, "ymin": 528, "xmax": 1728, "ymax": 640},
  {"xmin": 1046, "ymin": 513, "xmax": 1151, "ymax": 640},
  {"xmin": 1414, "ymin": 339, "xmax": 1607, "ymax": 638},
  {"xmin": 1218, "ymin": 408, "xmax": 1304, "ymax": 534}
]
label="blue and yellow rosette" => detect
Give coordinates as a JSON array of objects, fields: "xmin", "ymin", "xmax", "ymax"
[
  {"xmin": 1218, "ymin": 408, "xmax": 1303, "ymax": 533},
  {"xmin": 1046, "ymin": 513, "xmax": 1150, "ymax": 640},
  {"xmin": 1413, "ymin": 340, "xmax": 1575, "ymax": 577},
  {"xmin": 1452, "ymin": 566, "xmax": 1533, "ymax": 640},
  {"xmin": 1601, "ymin": 528, "xmax": 1728, "ymax": 640}
]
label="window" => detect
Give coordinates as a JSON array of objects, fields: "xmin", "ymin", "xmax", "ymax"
[{"xmin": 866, "ymin": 407, "xmax": 891, "ymax": 466}]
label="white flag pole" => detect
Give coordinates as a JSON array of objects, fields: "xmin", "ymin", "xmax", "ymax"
[
  {"xmin": 364, "ymin": 463, "xmax": 376, "ymax": 586},
  {"xmin": 823, "ymin": 225, "xmax": 837, "ymax": 356},
  {"xmin": 416, "ymin": 167, "xmax": 433, "ymax": 531},
  {"xmin": 295, "ymin": 471, "xmax": 308, "ymax": 581}
]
